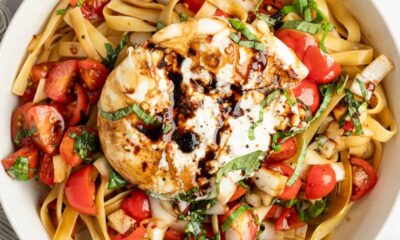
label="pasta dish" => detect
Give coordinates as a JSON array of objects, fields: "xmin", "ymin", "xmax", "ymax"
[{"xmin": 1, "ymin": 0, "xmax": 397, "ymax": 239}]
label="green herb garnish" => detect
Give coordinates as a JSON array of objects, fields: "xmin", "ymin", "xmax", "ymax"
[
  {"xmin": 344, "ymin": 90, "xmax": 364, "ymax": 135},
  {"xmin": 286, "ymin": 137, "xmax": 306, "ymax": 186},
  {"xmin": 101, "ymin": 104, "xmax": 155, "ymax": 124},
  {"xmin": 56, "ymin": 8, "xmax": 68, "ymax": 15},
  {"xmin": 221, "ymin": 204, "xmax": 252, "ymax": 232},
  {"xmin": 179, "ymin": 12, "xmax": 187, "ymax": 22},
  {"xmin": 7, "ymin": 156, "xmax": 31, "ymax": 181},
  {"xmin": 103, "ymin": 34, "xmax": 129, "ymax": 70},
  {"xmin": 157, "ymin": 21, "xmax": 166, "ymax": 30},
  {"xmin": 281, "ymin": 20, "xmax": 321, "ymax": 34},
  {"xmin": 13, "ymin": 128, "xmax": 36, "ymax": 146},
  {"xmin": 107, "ymin": 169, "xmax": 128, "ymax": 190},
  {"xmin": 296, "ymin": 198, "xmax": 327, "ymax": 221},
  {"xmin": 178, "ymin": 187, "xmax": 200, "ymax": 202},
  {"xmin": 228, "ymin": 18, "xmax": 266, "ymax": 51},
  {"xmin": 356, "ymin": 78, "xmax": 368, "ymax": 100},
  {"xmin": 311, "ymin": 84, "xmax": 334, "ymax": 122},
  {"xmin": 69, "ymin": 128, "xmax": 99, "ymax": 164},
  {"xmin": 336, "ymin": 73, "xmax": 349, "ymax": 94}
]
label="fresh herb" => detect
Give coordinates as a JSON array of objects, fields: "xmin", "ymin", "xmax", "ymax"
[
  {"xmin": 228, "ymin": 18, "xmax": 266, "ymax": 51},
  {"xmin": 178, "ymin": 187, "xmax": 200, "ymax": 202},
  {"xmin": 107, "ymin": 169, "xmax": 128, "ymax": 190},
  {"xmin": 343, "ymin": 90, "xmax": 364, "ymax": 135},
  {"xmin": 282, "ymin": 90, "xmax": 295, "ymax": 107},
  {"xmin": 296, "ymin": 198, "xmax": 327, "ymax": 222},
  {"xmin": 356, "ymin": 78, "xmax": 368, "ymax": 100},
  {"xmin": 101, "ymin": 104, "xmax": 155, "ymax": 124},
  {"xmin": 336, "ymin": 73, "xmax": 349, "ymax": 94},
  {"xmin": 286, "ymin": 138, "xmax": 306, "ymax": 186},
  {"xmin": 56, "ymin": 8, "xmax": 68, "ymax": 15},
  {"xmin": 254, "ymin": 0, "xmax": 278, "ymax": 26},
  {"xmin": 285, "ymin": 198, "xmax": 298, "ymax": 208},
  {"xmin": 271, "ymin": 129, "xmax": 303, "ymax": 151},
  {"xmin": 181, "ymin": 210, "xmax": 208, "ymax": 240},
  {"xmin": 248, "ymin": 109, "xmax": 264, "ymax": 140},
  {"xmin": 162, "ymin": 123, "xmax": 172, "ymax": 134},
  {"xmin": 237, "ymin": 180, "xmax": 250, "ymax": 190},
  {"xmin": 76, "ymin": 0, "xmax": 84, "ymax": 7},
  {"xmin": 221, "ymin": 204, "xmax": 252, "ymax": 232},
  {"xmin": 179, "ymin": 12, "xmax": 188, "ymax": 22},
  {"xmin": 315, "ymin": 135, "xmax": 324, "ymax": 151},
  {"xmin": 13, "ymin": 128, "xmax": 36, "ymax": 146},
  {"xmin": 311, "ymin": 84, "xmax": 334, "ymax": 122},
  {"xmin": 69, "ymin": 128, "xmax": 99, "ymax": 164},
  {"xmin": 157, "ymin": 21, "xmax": 166, "ymax": 30},
  {"xmin": 261, "ymin": 90, "xmax": 281, "ymax": 107},
  {"xmin": 103, "ymin": 34, "xmax": 129, "ymax": 69},
  {"xmin": 281, "ymin": 20, "xmax": 321, "ymax": 34},
  {"xmin": 281, "ymin": 5, "xmax": 297, "ymax": 15},
  {"xmin": 7, "ymin": 156, "xmax": 31, "ymax": 181}
]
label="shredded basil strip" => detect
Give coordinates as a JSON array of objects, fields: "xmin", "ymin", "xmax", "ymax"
[
  {"xmin": 69, "ymin": 128, "xmax": 99, "ymax": 164},
  {"xmin": 179, "ymin": 12, "xmax": 187, "ymax": 22},
  {"xmin": 311, "ymin": 84, "xmax": 334, "ymax": 122},
  {"xmin": 103, "ymin": 34, "xmax": 129, "ymax": 69},
  {"xmin": 357, "ymin": 78, "xmax": 368, "ymax": 99},
  {"xmin": 261, "ymin": 90, "xmax": 281, "ymax": 107},
  {"xmin": 248, "ymin": 109, "xmax": 264, "ymax": 140},
  {"xmin": 101, "ymin": 104, "xmax": 155, "ymax": 125},
  {"xmin": 157, "ymin": 21, "xmax": 166, "ymax": 30},
  {"xmin": 229, "ymin": 18, "xmax": 267, "ymax": 51},
  {"xmin": 271, "ymin": 129, "xmax": 303, "ymax": 151},
  {"xmin": 344, "ymin": 90, "xmax": 364, "ymax": 135},
  {"xmin": 282, "ymin": 89, "xmax": 295, "ymax": 107},
  {"xmin": 336, "ymin": 73, "xmax": 349, "ymax": 94},
  {"xmin": 281, "ymin": 5, "xmax": 297, "ymax": 15},
  {"xmin": 56, "ymin": 8, "xmax": 68, "ymax": 15},
  {"xmin": 282, "ymin": 20, "xmax": 321, "ymax": 34},
  {"xmin": 221, "ymin": 204, "xmax": 252, "ymax": 232},
  {"xmin": 107, "ymin": 169, "xmax": 128, "ymax": 190},
  {"xmin": 229, "ymin": 18, "xmax": 259, "ymax": 41},
  {"xmin": 14, "ymin": 128, "xmax": 37, "ymax": 146},
  {"xmin": 178, "ymin": 187, "xmax": 200, "ymax": 202},
  {"xmin": 7, "ymin": 156, "xmax": 30, "ymax": 181},
  {"xmin": 286, "ymin": 138, "xmax": 307, "ymax": 186},
  {"xmin": 296, "ymin": 198, "xmax": 327, "ymax": 221}
]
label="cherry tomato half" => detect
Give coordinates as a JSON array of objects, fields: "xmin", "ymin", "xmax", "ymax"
[
  {"xmin": 220, "ymin": 204, "xmax": 258, "ymax": 240},
  {"xmin": 65, "ymin": 165, "xmax": 97, "ymax": 215},
  {"xmin": 81, "ymin": 0, "xmax": 110, "ymax": 20},
  {"xmin": 265, "ymin": 204, "xmax": 280, "ymax": 220},
  {"xmin": 266, "ymin": 137, "xmax": 297, "ymax": 162},
  {"xmin": 228, "ymin": 185, "xmax": 248, "ymax": 202},
  {"xmin": 27, "ymin": 105, "xmax": 65, "ymax": 154},
  {"xmin": 164, "ymin": 228, "xmax": 185, "ymax": 240},
  {"xmin": 293, "ymin": 79, "xmax": 321, "ymax": 114},
  {"xmin": 60, "ymin": 126, "xmax": 94, "ymax": 167},
  {"xmin": 275, "ymin": 207, "xmax": 304, "ymax": 231},
  {"xmin": 45, "ymin": 60, "xmax": 78, "ymax": 103},
  {"xmin": 78, "ymin": 59, "xmax": 109, "ymax": 90},
  {"xmin": 67, "ymin": 83, "xmax": 89, "ymax": 126},
  {"xmin": 305, "ymin": 164, "xmax": 336, "ymax": 200},
  {"xmin": 1, "ymin": 146, "xmax": 39, "ymax": 180},
  {"xmin": 121, "ymin": 189, "xmax": 151, "ymax": 223},
  {"xmin": 184, "ymin": 0, "xmax": 205, "ymax": 13},
  {"xmin": 39, "ymin": 154, "xmax": 55, "ymax": 186},
  {"xmin": 275, "ymin": 29, "xmax": 317, "ymax": 60},
  {"xmin": 302, "ymin": 46, "xmax": 342, "ymax": 84},
  {"xmin": 268, "ymin": 163, "xmax": 301, "ymax": 200},
  {"xmin": 350, "ymin": 157, "xmax": 377, "ymax": 201},
  {"xmin": 31, "ymin": 62, "xmax": 54, "ymax": 83},
  {"xmin": 11, "ymin": 102, "xmax": 34, "ymax": 147}
]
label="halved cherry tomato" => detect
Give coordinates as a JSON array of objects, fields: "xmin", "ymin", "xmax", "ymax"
[
  {"xmin": 343, "ymin": 120, "xmax": 355, "ymax": 133},
  {"xmin": 39, "ymin": 154, "xmax": 55, "ymax": 186},
  {"xmin": 80, "ymin": 0, "xmax": 110, "ymax": 20},
  {"xmin": 87, "ymin": 90, "xmax": 101, "ymax": 104},
  {"xmin": 27, "ymin": 105, "xmax": 65, "ymax": 154},
  {"xmin": 60, "ymin": 126, "xmax": 84, "ymax": 167},
  {"xmin": 220, "ymin": 204, "xmax": 258, "ymax": 240},
  {"xmin": 228, "ymin": 185, "xmax": 248, "ymax": 202},
  {"xmin": 305, "ymin": 164, "xmax": 336, "ymax": 199},
  {"xmin": 256, "ymin": 0, "xmax": 283, "ymax": 15},
  {"xmin": 184, "ymin": 0, "xmax": 205, "ymax": 13},
  {"xmin": 67, "ymin": 84, "xmax": 89, "ymax": 126},
  {"xmin": 122, "ymin": 226, "xmax": 147, "ymax": 240},
  {"xmin": 121, "ymin": 189, "xmax": 151, "ymax": 223},
  {"xmin": 268, "ymin": 163, "xmax": 301, "ymax": 200},
  {"xmin": 69, "ymin": 0, "xmax": 78, "ymax": 6},
  {"xmin": 164, "ymin": 228, "xmax": 185, "ymax": 240},
  {"xmin": 275, "ymin": 207, "xmax": 304, "ymax": 231},
  {"xmin": 45, "ymin": 60, "xmax": 78, "ymax": 103},
  {"xmin": 108, "ymin": 227, "xmax": 123, "ymax": 240},
  {"xmin": 11, "ymin": 102, "xmax": 34, "ymax": 147},
  {"xmin": 265, "ymin": 204, "xmax": 280, "ymax": 220},
  {"xmin": 78, "ymin": 59, "xmax": 109, "ymax": 90},
  {"xmin": 1, "ymin": 146, "xmax": 39, "ymax": 180},
  {"xmin": 214, "ymin": 9, "xmax": 231, "ymax": 17},
  {"xmin": 293, "ymin": 79, "xmax": 321, "ymax": 114},
  {"xmin": 266, "ymin": 137, "xmax": 297, "ymax": 162},
  {"xmin": 65, "ymin": 165, "xmax": 97, "ymax": 215},
  {"xmin": 350, "ymin": 157, "xmax": 377, "ymax": 201},
  {"xmin": 275, "ymin": 29, "xmax": 317, "ymax": 60},
  {"xmin": 302, "ymin": 46, "xmax": 342, "ymax": 84},
  {"xmin": 31, "ymin": 63, "xmax": 54, "ymax": 83}
]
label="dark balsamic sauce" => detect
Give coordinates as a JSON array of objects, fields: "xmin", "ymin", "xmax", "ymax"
[{"xmin": 172, "ymin": 129, "xmax": 200, "ymax": 153}]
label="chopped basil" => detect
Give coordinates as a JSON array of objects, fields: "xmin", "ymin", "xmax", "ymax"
[
  {"xmin": 304, "ymin": 7, "xmax": 312, "ymax": 22},
  {"xmin": 336, "ymin": 73, "xmax": 349, "ymax": 94},
  {"xmin": 254, "ymin": 0, "xmax": 278, "ymax": 26},
  {"xmin": 69, "ymin": 128, "xmax": 99, "ymax": 164},
  {"xmin": 162, "ymin": 123, "xmax": 172, "ymax": 134},
  {"xmin": 281, "ymin": 5, "xmax": 297, "ymax": 15},
  {"xmin": 101, "ymin": 104, "xmax": 155, "ymax": 124},
  {"xmin": 178, "ymin": 187, "xmax": 200, "ymax": 202},
  {"xmin": 248, "ymin": 108, "xmax": 264, "ymax": 140},
  {"xmin": 344, "ymin": 90, "xmax": 364, "ymax": 135},
  {"xmin": 261, "ymin": 90, "xmax": 281, "ymax": 107},
  {"xmin": 7, "ymin": 156, "xmax": 30, "ymax": 181},
  {"xmin": 179, "ymin": 12, "xmax": 187, "ymax": 22},
  {"xmin": 311, "ymin": 84, "xmax": 334, "ymax": 122},
  {"xmin": 221, "ymin": 204, "xmax": 252, "ymax": 232},
  {"xmin": 13, "ymin": 128, "xmax": 37, "ymax": 146},
  {"xmin": 76, "ymin": 0, "xmax": 84, "ymax": 7},
  {"xmin": 286, "ymin": 139, "xmax": 306, "ymax": 186},
  {"xmin": 319, "ymin": 21, "xmax": 334, "ymax": 53},
  {"xmin": 282, "ymin": 20, "xmax": 321, "ymax": 34},
  {"xmin": 282, "ymin": 89, "xmax": 295, "ymax": 107},
  {"xmin": 107, "ymin": 169, "xmax": 128, "ymax": 190},
  {"xmin": 229, "ymin": 18, "xmax": 267, "ymax": 51},
  {"xmin": 56, "ymin": 8, "xmax": 68, "ymax": 15},
  {"xmin": 285, "ymin": 198, "xmax": 298, "ymax": 208},
  {"xmin": 103, "ymin": 34, "xmax": 129, "ymax": 70},
  {"xmin": 229, "ymin": 18, "xmax": 259, "ymax": 41},
  {"xmin": 356, "ymin": 78, "xmax": 368, "ymax": 99},
  {"xmin": 157, "ymin": 21, "xmax": 166, "ymax": 30},
  {"xmin": 296, "ymin": 198, "xmax": 327, "ymax": 222},
  {"xmin": 237, "ymin": 180, "xmax": 250, "ymax": 190}
]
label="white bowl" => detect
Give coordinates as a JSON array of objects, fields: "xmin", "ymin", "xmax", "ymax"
[{"xmin": 0, "ymin": 0, "xmax": 399, "ymax": 239}]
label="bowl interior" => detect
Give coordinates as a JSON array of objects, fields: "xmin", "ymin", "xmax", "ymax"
[{"xmin": 0, "ymin": 0, "xmax": 399, "ymax": 239}]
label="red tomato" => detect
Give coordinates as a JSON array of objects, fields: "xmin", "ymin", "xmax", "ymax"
[
  {"xmin": 302, "ymin": 46, "xmax": 342, "ymax": 84},
  {"xmin": 11, "ymin": 102, "xmax": 34, "ymax": 147},
  {"xmin": 228, "ymin": 185, "xmax": 248, "ymax": 202},
  {"xmin": 1, "ymin": 146, "xmax": 39, "ymax": 180},
  {"xmin": 305, "ymin": 164, "xmax": 336, "ymax": 199},
  {"xmin": 69, "ymin": 0, "xmax": 78, "ymax": 6},
  {"xmin": 343, "ymin": 120, "xmax": 355, "ymax": 133},
  {"xmin": 108, "ymin": 228, "xmax": 123, "ymax": 240},
  {"xmin": 81, "ymin": 0, "xmax": 110, "ymax": 20},
  {"xmin": 268, "ymin": 163, "xmax": 301, "ymax": 200},
  {"xmin": 122, "ymin": 226, "xmax": 147, "ymax": 240},
  {"xmin": 65, "ymin": 165, "xmax": 97, "ymax": 215},
  {"xmin": 265, "ymin": 204, "xmax": 280, "ymax": 220},
  {"xmin": 31, "ymin": 63, "xmax": 54, "ymax": 83},
  {"xmin": 220, "ymin": 204, "xmax": 258, "ymax": 240},
  {"xmin": 39, "ymin": 154, "xmax": 55, "ymax": 186},
  {"xmin": 45, "ymin": 60, "xmax": 78, "ymax": 103},
  {"xmin": 164, "ymin": 228, "xmax": 185, "ymax": 240},
  {"xmin": 121, "ymin": 189, "xmax": 151, "ymax": 223},
  {"xmin": 275, "ymin": 29, "xmax": 317, "ymax": 60},
  {"xmin": 67, "ymin": 84, "xmax": 89, "ymax": 126},
  {"xmin": 78, "ymin": 59, "xmax": 109, "ymax": 90},
  {"xmin": 27, "ymin": 105, "xmax": 65, "ymax": 154},
  {"xmin": 266, "ymin": 137, "xmax": 297, "ymax": 162},
  {"xmin": 214, "ymin": 9, "xmax": 230, "ymax": 17},
  {"xmin": 60, "ymin": 126, "xmax": 83, "ymax": 167},
  {"xmin": 87, "ymin": 90, "xmax": 101, "ymax": 104},
  {"xmin": 256, "ymin": 0, "xmax": 283, "ymax": 15},
  {"xmin": 293, "ymin": 79, "xmax": 321, "ymax": 114},
  {"xmin": 184, "ymin": 0, "xmax": 205, "ymax": 13},
  {"xmin": 350, "ymin": 157, "xmax": 378, "ymax": 201},
  {"xmin": 275, "ymin": 207, "xmax": 304, "ymax": 231}
]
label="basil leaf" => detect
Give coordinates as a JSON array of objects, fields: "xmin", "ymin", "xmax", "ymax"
[
  {"xmin": 7, "ymin": 156, "xmax": 30, "ymax": 181},
  {"xmin": 229, "ymin": 18, "xmax": 267, "ymax": 51},
  {"xmin": 107, "ymin": 169, "xmax": 128, "ymax": 190},
  {"xmin": 286, "ymin": 137, "xmax": 307, "ymax": 186},
  {"xmin": 282, "ymin": 89, "xmax": 295, "ymax": 107},
  {"xmin": 282, "ymin": 20, "xmax": 321, "ymax": 34},
  {"xmin": 248, "ymin": 108, "xmax": 264, "ymax": 140},
  {"xmin": 261, "ymin": 90, "xmax": 281, "ymax": 107},
  {"xmin": 229, "ymin": 32, "xmax": 241, "ymax": 43},
  {"xmin": 229, "ymin": 18, "xmax": 259, "ymax": 41},
  {"xmin": 103, "ymin": 34, "xmax": 129, "ymax": 69},
  {"xmin": 344, "ymin": 90, "xmax": 364, "ymax": 135},
  {"xmin": 56, "ymin": 8, "xmax": 68, "ymax": 15},
  {"xmin": 178, "ymin": 187, "xmax": 200, "ymax": 202},
  {"xmin": 304, "ymin": 7, "xmax": 312, "ymax": 22},
  {"xmin": 101, "ymin": 104, "xmax": 155, "ymax": 124},
  {"xmin": 311, "ymin": 84, "xmax": 334, "ymax": 122},
  {"xmin": 157, "ymin": 21, "xmax": 166, "ymax": 30},
  {"xmin": 179, "ymin": 12, "xmax": 187, "ymax": 22},
  {"xmin": 281, "ymin": 5, "xmax": 297, "ymax": 15},
  {"xmin": 69, "ymin": 128, "xmax": 99, "ymax": 164},
  {"xmin": 256, "ymin": 13, "xmax": 278, "ymax": 26},
  {"xmin": 221, "ymin": 204, "xmax": 252, "ymax": 232},
  {"xmin": 356, "ymin": 78, "xmax": 368, "ymax": 99},
  {"xmin": 182, "ymin": 210, "xmax": 208, "ymax": 240},
  {"xmin": 271, "ymin": 129, "xmax": 303, "ymax": 151},
  {"xmin": 296, "ymin": 198, "xmax": 327, "ymax": 222},
  {"xmin": 285, "ymin": 198, "xmax": 298, "ymax": 208},
  {"xmin": 336, "ymin": 73, "xmax": 349, "ymax": 94},
  {"xmin": 14, "ymin": 128, "xmax": 37, "ymax": 146}
]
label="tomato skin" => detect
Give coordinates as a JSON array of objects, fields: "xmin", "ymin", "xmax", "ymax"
[
  {"xmin": 275, "ymin": 29, "xmax": 317, "ymax": 60},
  {"xmin": 305, "ymin": 164, "xmax": 336, "ymax": 200},
  {"xmin": 220, "ymin": 204, "xmax": 258, "ymax": 240},
  {"xmin": 275, "ymin": 207, "xmax": 304, "ymax": 231},
  {"xmin": 11, "ymin": 102, "xmax": 34, "ymax": 147},
  {"xmin": 228, "ymin": 185, "xmax": 248, "ymax": 202},
  {"xmin": 265, "ymin": 204, "xmax": 280, "ymax": 220},
  {"xmin": 184, "ymin": 0, "xmax": 205, "ymax": 13},
  {"xmin": 302, "ymin": 46, "xmax": 342, "ymax": 84},
  {"xmin": 78, "ymin": 59, "xmax": 109, "ymax": 90},
  {"xmin": 27, "ymin": 105, "xmax": 65, "ymax": 154},
  {"xmin": 65, "ymin": 165, "xmax": 97, "ymax": 215},
  {"xmin": 31, "ymin": 63, "xmax": 54, "ymax": 83},
  {"xmin": 121, "ymin": 189, "xmax": 151, "ymax": 223},
  {"xmin": 39, "ymin": 154, "xmax": 55, "ymax": 186},
  {"xmin": 1, "ymin": 146, "xmax": 39, "ymax": 179},
  {"xmin": 60, "ymin": 126, "xmax": 83, "ymax": 167},
  {"xmin": 164, "ymin": 228, "xmax": 185, "ymax": 240},
  {"xmin": 81, "ymin": 0, "xmax": 110, "ymax": 20},
  {"xmin": 266, "ymin": 137, "xmax": 297, "ymax": 162},
  {"xmin": 350, "ymin": 157, "xmax": 378, "ymax": 201},
  {"xmin": 122, "ymin": 226, "xmax": 147, "ymax": 240},
  {"xmin": 45, "ymin": 60, "xmax": 78, "ymax": 103},
  {"xmin": 257, "ymin": 0, "xmax": 283, "ymax": 15},
  {"xmin": 293, "ymin": 79, "xmax": 321, "ymax": 114},
  {"xmin": 67, "ymin": 84, "xmax": 89, "ymax": 126},
  {"xmin": 268, "ymin": 163, "xmax": 301, "ymax": 200}
]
